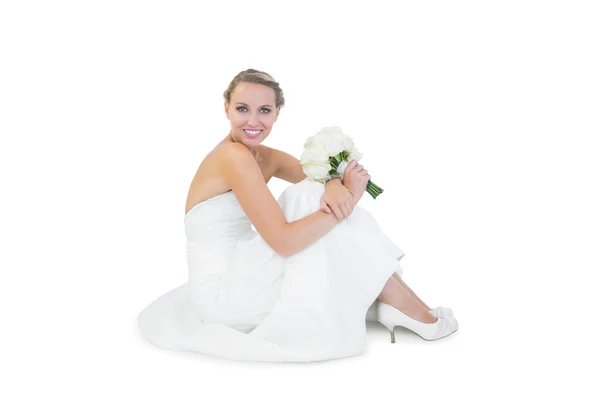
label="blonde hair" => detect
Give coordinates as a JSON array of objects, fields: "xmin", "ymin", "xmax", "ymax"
[{"xmin": 223, "ymin": 69, "xmax": 285, "ymax": 109}]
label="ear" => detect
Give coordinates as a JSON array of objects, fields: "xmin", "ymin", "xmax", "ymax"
[{"xmin": 224, "ymin": 101, "xmax": 230, "ymax": 119}]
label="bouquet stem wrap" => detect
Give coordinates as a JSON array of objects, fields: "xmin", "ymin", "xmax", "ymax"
[{"xmin": 332, "ymin": 158, "xmax": 384, "ymax": 200}]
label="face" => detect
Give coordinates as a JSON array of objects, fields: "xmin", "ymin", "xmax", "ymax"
[{"xmin": 225, "ymin": 82, "xmax": 280, "ymax": 148}]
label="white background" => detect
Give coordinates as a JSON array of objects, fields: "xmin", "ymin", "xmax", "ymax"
[{"xmin": 1, "ymin": 0, "xmax": 599, "ymax": 398}]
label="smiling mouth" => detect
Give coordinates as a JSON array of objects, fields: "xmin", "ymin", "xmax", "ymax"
[{"xmin": 244, "ymin": 129, "xmax": 262, "ymax": 136}]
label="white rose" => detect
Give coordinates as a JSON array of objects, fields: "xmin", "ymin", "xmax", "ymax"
[
  {"xmin": 315, "ymin": 126, "xmax": 347, "ymax": 157},
  {"xmin": 337, "ymin": 134, "xmax": 362, "ymax": 161},
  {"xmin": 303, "ymin": 134, "xmax": 321, "ymax": 149},
  {"xmin": 300, "ymin": 144, "xmax": 332, "ymax": 182},
  {"xmin": 323, "ymin": 136, "xmax": 346, "ymax": 157},
  {"xmin": 317, "ymin": 127, "xmax": 333, "ymax": 136},
  {"xmin": 302, "ymin": 162, "xmax": 330, "ymax": 182},
  {"xmin": 328, "ymin": 126, "xmax": 344, "ymax": 136},
  {"xmin": 347, "ymin": 143, "xmax": 363, "ymax": 161},
  {"xmin": 341, "ymin": 133, "xmax": 353, "ymax": 149},
  {"xmin": 300, "ymin": 143, "xmax": 329, "ymax": 164}
]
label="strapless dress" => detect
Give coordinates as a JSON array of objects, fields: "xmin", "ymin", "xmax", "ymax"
[{"xmin": 137, "ymin": 178, "xmax": 405, "ymax": 362}]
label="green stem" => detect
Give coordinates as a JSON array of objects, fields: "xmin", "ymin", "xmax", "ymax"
[{"xmin": 366, "ymin": 181, "xmax": 384, "ymax": 199}]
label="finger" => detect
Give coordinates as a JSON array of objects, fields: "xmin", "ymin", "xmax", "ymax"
[
  {"xmin": 345, "ymin": 201, "xmax": 353, "ymax": 216},
  {"xmin": 339, "ymin": 203, "xmax": 348, "ymax": 219},
  {"xmin": 320, "ymin": 199, "xmax": 330, "ymax": 214},
  {"xmin": 344, "ymin": 201, "xmax": 353, "ymax": 217},
  {"xmin": 348, "ymin": 160, "xmax": 358, "ymax": 169},
  {"xmin": 332, "ymin": 205, "xmax": 344, "ymax": 222},
  {"xmin": 341, "ymin": 203, "xmax": 351, "ymax": 219}
]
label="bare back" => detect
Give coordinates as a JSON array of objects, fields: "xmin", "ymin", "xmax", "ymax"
[{"xmin": 185, "ymin": 142, "xmax": 276, "ymax": 216}]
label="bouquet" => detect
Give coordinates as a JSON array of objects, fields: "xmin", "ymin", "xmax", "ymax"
[{"xmin": 299, "ymin": 126, "xmax": 384, "ymax": 199}]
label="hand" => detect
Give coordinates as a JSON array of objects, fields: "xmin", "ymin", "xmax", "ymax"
[
  {"xmin": 320, "ymin": 179, "xmax": 355, "ymax": 221},
  {"xmin": 342, "ymin": 160, "xmax": 371, "ymax": 206}
]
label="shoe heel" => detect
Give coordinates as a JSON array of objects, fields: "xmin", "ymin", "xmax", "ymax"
[{"xmin": 390, "ymin": 327, "xmax": 396, "ymax": 344}]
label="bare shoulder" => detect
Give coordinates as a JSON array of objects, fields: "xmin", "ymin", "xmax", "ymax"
[
  {"xmin": 186, "ymin": 143, "xmax": 273, "ymax": 211},
  {"xmin": 214, "ymin": 141, "xmax": 249, "ymax": 158},
  {"xmin": 217, "ymin": 142, "xmax": 265, "ymax": 192},
  {"xmin": 213, "ymin": 142, "xmax": 270, "ymax": 166},
  {"xmin": 219, "ymin": 143, "xmax": 276, "ymax": 180}
]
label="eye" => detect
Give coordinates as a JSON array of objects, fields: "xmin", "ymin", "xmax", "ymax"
[{"xmin": 236, "ymin": 106, "xmax": 271, "ymax": 113}]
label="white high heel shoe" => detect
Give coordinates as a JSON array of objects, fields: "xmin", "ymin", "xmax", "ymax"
[
  {"xmin": 429, "ymin": 306, "xmax": 454, "ymax": 318},
  {"xmin": 367, "ymin": 301, "xmax": 453, "ymax": 322},
  {"xmin": 376, "ymin": 302, "xmax": 459, "ymax": 342}
]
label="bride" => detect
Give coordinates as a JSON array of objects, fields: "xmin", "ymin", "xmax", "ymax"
[{"xmin": 137, "ymin": 68, "xmax": 458, "ymax": 362}]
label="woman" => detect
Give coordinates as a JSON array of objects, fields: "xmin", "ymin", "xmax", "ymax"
[{"xmin": 137, "ymin": 69, "xmax": 458, "ymax": 362}]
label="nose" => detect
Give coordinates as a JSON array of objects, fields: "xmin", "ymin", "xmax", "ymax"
[{"xmin": 248, "ymin": 113, "xmax": 260, "ymax": 127}]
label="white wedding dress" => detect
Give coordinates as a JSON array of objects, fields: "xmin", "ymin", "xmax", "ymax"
[{"xmin": 137, "ymin": 178, "xmax": 405, "ymax": 362}]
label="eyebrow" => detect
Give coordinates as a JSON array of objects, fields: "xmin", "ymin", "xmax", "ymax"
[{"xmin": 236, "ymin": 102, "xmax": 273, "ymax": 108}]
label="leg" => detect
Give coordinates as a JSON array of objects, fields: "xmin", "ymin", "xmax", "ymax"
[
  {"xmin": 377, "ymin": 274, "xmax": 437, "ymax": 323},
  {"xmin": 390, "ymin": 272, "xmax": 431, "ymax": 310}
]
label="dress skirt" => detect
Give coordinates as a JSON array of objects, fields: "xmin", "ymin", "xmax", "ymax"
[{"xmin": 137, "ymin": 178, "xmax": 405, "ymax": 362}]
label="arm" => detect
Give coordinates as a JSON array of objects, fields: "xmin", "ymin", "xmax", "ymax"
[
  {"xmin": 222, "ymin": 143, "xmax": 340, "ymax": 258},
  {"xmin": 320, "ymin": 177, "xmax": 355, "ymax": 221},
  {"xmin": 321, "ymin": 160, "xmax": 371, "ymax": 220},
  {"xmin": 270, "ymin": 147, "xmax": 307, "ymax": 184},
  {"xmin": 269, "ymin": 147, "xmax": 352, "ymax": 220}
]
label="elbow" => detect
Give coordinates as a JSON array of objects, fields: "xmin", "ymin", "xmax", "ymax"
[
  {"xmin": 275, "ymin": 240, "xmax": 291, "ymax": 258},
  {"xmin": 276, "ymin": 248, "xmax": 290, "ymax": 258},
  {"xmin": 273, "ymin": 225, "xmax": 292, "ymax": 258}
]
